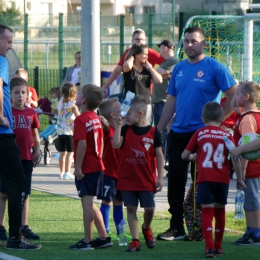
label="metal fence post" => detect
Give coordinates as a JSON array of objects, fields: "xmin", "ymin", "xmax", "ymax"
[
  {"xmin": 59, "ymin": 13, "xmax": 64, "ymax": 86},
  {"xmin": 24, "ymin": 13, "xmax": 28, "ymax": 70},
  {"xmin": 120, "ymin": 14, "xmax": 125, "ymax": 57},
  {"xmin": 172, "ymin": 0, "xmax": 175, "ymax": 42},
  {"xmin": 148, "ymin": 13, "xmax": 153, "ymax": 48},
  {"xmin": 34, "ymin": 66, "xmax": 39, "ymax": 94}
]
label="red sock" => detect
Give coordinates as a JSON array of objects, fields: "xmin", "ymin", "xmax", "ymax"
[
  {"xmin": 214, "ymin": 207, "xmax": 225, "ymax": 250},
  {"xmin": 202, "ymin": 207, "xmax": 214, "ymax": 249}
]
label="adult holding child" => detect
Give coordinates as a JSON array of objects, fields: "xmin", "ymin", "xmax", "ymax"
[
  {"xmin": 123, "ymin": 43, "xmax": 162, "ymax": 124},
  {"xmin": 157, "ymin": 26, "xmax": 237, "ymax": 241}
]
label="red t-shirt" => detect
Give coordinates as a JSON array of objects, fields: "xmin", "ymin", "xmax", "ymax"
[
  {"xmin": 117, "ymin": 126, "xmax": 156, "ymax": 192},
  {"xmin": 103, "ymin": 125, "xmax": 120, "ymax": 179},
  {"xmin": 220, "ymin": 97, "xmax": 239, "ymax": 129},
  {"xmin": 186, "ymin": 126, "xmax": 232, "ymax": 184},
  {"xmin": 74, "ymin": 111, "xmax": 105, "ymax": 174},
  {"xmin": 118, "ymin": 47, "xmax": 164, "ymax": 67},
  {"xmin": 27, "ymin": 86, "xmax": 39, "ymax": 108},
  {"xmin": 12, "ymin": 107, "xmax": 40, "ymax": 160}
]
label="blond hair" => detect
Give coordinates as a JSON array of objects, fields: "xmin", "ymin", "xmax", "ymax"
[
  {"xmin": 130, "ymin": 95, "xmax": 147, "ymax": 116},
  {"xmin": 240, "ymin": 81, "xmax": 260, "ymax": 103}
]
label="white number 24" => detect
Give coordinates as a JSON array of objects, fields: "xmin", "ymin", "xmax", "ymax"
[{"xmin": 202, "ymin": 142, "xmax": 225, "ymax": 169}]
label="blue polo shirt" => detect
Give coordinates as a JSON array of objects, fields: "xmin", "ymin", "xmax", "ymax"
[
  {"xmin": 0, "ymin": 56, "xmax": 13, "ymax": 134},
  {"xmin": 168, "ymin": 56, "xmax": 236, "ymax": 133}
]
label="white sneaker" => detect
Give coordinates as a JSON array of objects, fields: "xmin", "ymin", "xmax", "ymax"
[
  {"xmin": 63, "ymin": 173, "xmax": 75, "ymax": 180},
  {"xmin": 232, "ymin": 172, "xmax": 237, "ymax": 179},
  {"xmin": 59, "ymin": 173, "xmax": 64, "ymax": 179}
]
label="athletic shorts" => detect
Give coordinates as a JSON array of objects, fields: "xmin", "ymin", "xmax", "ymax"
[
  {"xmin": 244, "ymin": 177, "xmax": 260, "ymax": 211},
  {"xmin": 0, "ymin": 160, "xmax": 32, "ymax": 195},
  {"xmin": 75, "ymin": 171, "xmax": 103, "ymax": 197},
  {"xmin": 196, "ymin": 182, "xmax": 229, "ymax": 205},
  {"xmin": 97, "ymin": 175, "xmax": 122, "ymax": 202},
  {"xmin": 121, "ymin": 190, "xmax": 155, "ymax": 208},
  {"xmin": 58, "ymin": 135, "xmax": 73, "ymax": 152}
]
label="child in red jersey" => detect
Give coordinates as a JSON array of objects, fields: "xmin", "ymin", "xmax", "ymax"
[
  {"xmin": 0, "ymin": 77, "xmax": 41, "ymax": 247},
  {"xmin": 98, "ymin": 97, "xmax": 126, "ymax": 237},
  {"xmin": 69, "ymin": 84, "xmax": 113, "ymax": 250},
  {"xmin": 182, "ymin": 101, "xmax": 245, "ymax": 258},
  {"xmin": 113, "ymin": 96, "xmax": 164, "ymax": 252},
  {"xmin": 230, "ymin": 81, "xmax": 260, "ymax": 246}
]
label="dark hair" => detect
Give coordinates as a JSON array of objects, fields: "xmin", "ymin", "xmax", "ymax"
[
  {"xmin": 10, "ymin": 77, "xmax": 28, "ymax": 91},
  {"xmin": 125, "ymin": 43, "xmax": 148, "ymax": 61},
  {"xmin": 75, "ymin": 51, "xmax": 81, "ymax": 57},
  {"xmin": 239, "ymin": 81, "xmax": 260, "ymax": 103},
  {"xmin": 81, "ymin": 84, "xmax": 104, "ymax": 110},
  {"xmin": 184, "ymin": 26, "xmax": 205, "ymax": 39},
  {"xmin": 130, "ymin": 95, "xmax": 147, "ymax": 115},
  {"xmin": 0, "ymin": 24, "xmax": 13, "ymax": 35},
  {"xmin": 202, "ymin": 102, "xmax": 223, "ymax": 123},
  {"xmin": 61, "ymin": 83, "xmax": 77, "ymax": 102},
  {"xmin": 99, "ymin": 97, "xmax": 119, "ymax": 120}
]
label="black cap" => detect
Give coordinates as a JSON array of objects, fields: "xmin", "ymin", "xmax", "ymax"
[{"xmin": 157, "ymin": 39, "xmax": 175, "ymax": 50}]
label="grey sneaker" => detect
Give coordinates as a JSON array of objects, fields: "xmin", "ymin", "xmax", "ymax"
[
  {"xmin": 235, "ymin": 233, "xmax": 260, "ymax": 246},
  {"xmin": 21, "ymin": 226, "xmax": 40, "ymax": 240},
  {"xmin": 157, "ymin": 229, "xmax": 186, "ymax": 241},
  {"xmin": 6, "ymin": 237, "xmax": 41, "ymax": 250}
]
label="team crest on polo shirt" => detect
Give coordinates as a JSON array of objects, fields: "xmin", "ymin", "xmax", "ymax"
[
  {"xmin": 144, "ymin": 143, "xmax": 151, "ymax": 150},
  {"xmin": 196, "ymin": 70, "xmax": 204, "ymax": 78}
]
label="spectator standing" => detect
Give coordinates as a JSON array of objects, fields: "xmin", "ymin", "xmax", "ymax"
[
  {"xmin": 63, "ymin": 51, "xmax": 81, "ymax": 85},
  {"xmin": 157, "ymin": 26, "xmax": 237, "ymax": 241},
  {"xmin": 102, "ymin": 29, "xmax": 164, "ymax": 94}
]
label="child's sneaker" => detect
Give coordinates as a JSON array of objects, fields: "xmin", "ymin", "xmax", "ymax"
[
  {"xmin": 214, "ymin": 248, "xmax": 224, "ymax": 256},
  {"xmin": 0, "ymin": 226, "xmax": 7, "ymax": 240},
  {"xmin": 142, "ymin": 225, "xmax": 155, "ymax": 248},
  {"xmin": 6, "ymin": 237, "xmax": 41, "ymax": 250},
  {"xmin": 205, "ymin": 248, "xmax": 214, "ymax": 258},
  {"xmin": 235, "ymin": 233, "xmax": 260, "ymax": 246},
  {"xmin": 21, "ymin": 226, "xmax": 40, "ymax": 240},
  {"xmin": 59, "ymin": 173, "xmax": 64, "ymax": 179},
  {"xmin": 69, "ymin": 238, "xmax": 94, "ymax": 250},
  {"xmin": 125, "ymin": 240, "xmax": 140, "ymax": 252},
  {"xmin": 63, "ymin": 173, "xmax": 75, "ymax": 180},
  {"xmin": 92, "ymin": 237, "xmax": 113, "ymax": 249}
]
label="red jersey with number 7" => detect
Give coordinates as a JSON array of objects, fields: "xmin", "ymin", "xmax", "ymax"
[
  {"xmin": 74, "ymin": 111, "xmax": 105, "ymax": 174},
  {"xmin": 185, "ymin": 125, "xmax": 232, "ymax": 184}
]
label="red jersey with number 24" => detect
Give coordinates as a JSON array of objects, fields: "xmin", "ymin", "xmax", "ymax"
[
  {"xmin": 74, "ymin": 111, "xmax": 105, "ymax": 174},
  {"xmin": 185, "ymin": 125, "xmax": 232, "ymax": 184}
]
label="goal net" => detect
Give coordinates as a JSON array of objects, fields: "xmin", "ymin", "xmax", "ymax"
[{"xmin": 176, "ymin": 15, "xmax": 260, "ymax": 84}]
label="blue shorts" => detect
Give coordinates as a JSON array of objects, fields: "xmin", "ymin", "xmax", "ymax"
[
  {"xmin": 58, "ymin": 135, "xmax": 73, "ymax": 152},
  {"xmin": 0, "ymin": 160, "xmax": 33, "ymax": 195},
  {"xmin": 97, "ymin": 175, "xmax": 122, "ymax": 202},
  {"xmin": 244, "ymin": 177, "xmax": 260, "ymax": 211},
  {"xmin": 121, "ymin": 190, "xmax": 155, "ymax": 208},
  {"xmin": 75, "ymin": 171, "xmax": 103, "ymax": 197},
  {"xmin": 196, "ymin": 182, "xmax": 229, "ymax": 205}
]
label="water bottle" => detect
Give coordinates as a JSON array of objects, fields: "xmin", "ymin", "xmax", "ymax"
[
  {"xmin": 223, "ymin": 136, "xmax": 241, "ymax": 160},
  {"xmin": 234, "ymin": 189, "xmax": 245, "ymax": 219},
  {"xmin": 118, "ymin": 219, "xmax": 128, "ymax": 246},
  {"xmin": 120, "ymin": 91, "xmax": 135, "ymax": 117}
]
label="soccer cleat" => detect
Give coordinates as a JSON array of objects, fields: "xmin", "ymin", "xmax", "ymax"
[
  {"xmin": 6, "ymin": 237, "xmax": 41, "ymax": 250},
  {"xmin": 235, "ymin": 233, "xmax": 260, "ymax": 246},
  {"xmin": 157, "ymin": 229, "xmax": 186, "ymax": 241},
  {"xmin": 0, "ymin": 226, "xmax": 7, "ymax": 240},
  {"xmin": 63, "ymin": 173, "xmax": 75, "ymax": 180},
  {"xmin": 21, "ymin": 226, "xmax": 40, "ymax": 240},
  {"xmin": 214, "ymin": 248, "xmax": 224, "ymax": 256},
  {"xmin": 142, "ymin": 225, "xmax": 155, "ymax": 248},
  {"xmin": 69, "ymin": 238, "xmax": 94, "ymax": 250},
  {"xmin": 125, "ymin": 240, "xmax": 140, "ymax": 252},
  {"xmin": 92, "ymin": 237, "xmax": 113, "ymax": 249},
  {"xmin": 205, "ymin": 248, "xmax": 214, "ymax": 258}
]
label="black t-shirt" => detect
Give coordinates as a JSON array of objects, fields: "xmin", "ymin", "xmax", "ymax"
[
  {"xmin": 123, "ymin": 67, "xmax": 151, "ymax": 104},
  {"xmin": 121, "ymin": 124, "xmax": 161, "ymax": 147}
]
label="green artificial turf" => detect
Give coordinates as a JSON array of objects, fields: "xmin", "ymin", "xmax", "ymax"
[{"xmin": 0, "ymin": 191, "xmax": 255, "ymax": 260}]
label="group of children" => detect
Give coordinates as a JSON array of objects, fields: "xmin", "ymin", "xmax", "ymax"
[{"xmin": 1, "ymin": 71, "xmax": 260, "ymax": 257}]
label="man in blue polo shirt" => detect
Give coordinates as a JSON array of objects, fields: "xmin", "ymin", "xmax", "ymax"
[{"xmin": 157, "ymin": 26, "xmax": 237, "ymax": 241}]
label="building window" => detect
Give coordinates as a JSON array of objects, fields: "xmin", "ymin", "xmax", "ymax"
[
  {"xmin": 143, "ymin": 6, "xmax": 155, "ymax": 14},
  {"xmin": 125, "ymin": 6, "xmax": 135, "ymax": 14}
]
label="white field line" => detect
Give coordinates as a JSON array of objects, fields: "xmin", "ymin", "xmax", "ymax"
[{"xmin": 0, "ymin": 252, "xmax": 25, "ymax": 260}]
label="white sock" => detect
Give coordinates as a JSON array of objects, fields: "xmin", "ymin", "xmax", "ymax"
[
  {"xmin": 60, "ymin": 172, "xmax": 65, "ymax": 175},
  {"xmin": 65, "ymin": 172, "xmax": 70, "ymax": 175}
]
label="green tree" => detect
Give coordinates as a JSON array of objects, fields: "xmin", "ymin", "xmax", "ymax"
[{"xmin": 0, "ymin": 1, "xmax": 23, "ymax": 26}]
